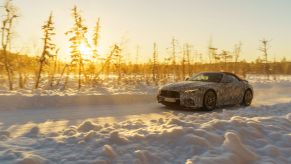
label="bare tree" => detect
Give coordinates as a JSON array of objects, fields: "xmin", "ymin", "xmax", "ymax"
[
  {"xmin": 152, "ymin": 42, "xmax": 158, "ymax": 85},
  {"xmin": 135, "ymin": 45, "xmax": 140, "ymax": 65},
  {"xmin": 209, "ymin": 47, "xmax": 218, "ymax": 67},
  {"xmin": 207, "ymin": 37, "xmax": 213, "ymax": 63},
  {"xmin": 66, "ymin": 6, "xmax": 89, "ymax": 89},
  {"xmin": 114, "ymin": 45, "xmax": 123, "ymax": 82},
  {"xmin": 92, "ymin": 18, "xmax": 100, "ymax": 59},
  {"xmin": 181, "ymin": 44, "xmax": 186, "ymax": 80},
  {"xmin": 171, "ymin": 37, "xmax": 177, "ymax": 80},
  {"xmin": 259, "ymin": 39, "xmax": 271, "ymax": 79},
  {"xmin": 94, "ymin": 45, "xmax": 121, "ymax": 80},
  {"xmin": 48, "ymin": 48, "xmax": 59, "ymax": 87},
  {"xmin": 220, "ymin": 50, "xmax": 232, "ymax": 71},
  {"xmin": 1, "ymin": 0, "xmax": 18, "ymax": 90},
  {"xmin": 35, "ymin": 13, "xmax": 56, "ymax": 89},
  {"xmin": 185, "ymin": 44, "xmax": 192, "ymax": 76},
  {"xmin": 233, "ymin": 42, "xmax": 242, "ymax": 73},
  {"xmin": 234, "ymin": 42, "xmax": 242, "ymax": 63},
  {"xmin": 92, "ymin": 18, "xmax": 100, "ymax": 77},
  {"xmin": 15, "ymin": 52, "xmax": 24, "ymax": 88},
  {"xmin": 133, "ymin": 45, "xmax": 140, "ymax": 77}
]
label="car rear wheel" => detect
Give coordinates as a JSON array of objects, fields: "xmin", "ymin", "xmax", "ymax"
[
  {"xmin": 242, "ymin": 89, "xmax": 253, "ymax": 106},
  {"xmin": 203, "ymin": 90, "xmax": 217, "ymax": 111}
]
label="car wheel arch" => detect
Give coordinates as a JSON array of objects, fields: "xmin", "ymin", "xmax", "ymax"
[
  {"xmin": 207, "ymin": 88, "xmax": 217, "ymax": 94},
  {"xmin": 204, "ymin": 89, "xmax": 217, "ymax": 99},
  {"xmin": 246, "ymin": 88, "xmax": 253, "ymax": 92},
  {"xmin": 243, "ymin": 88, "xmax": 253, "ymax": 96}
]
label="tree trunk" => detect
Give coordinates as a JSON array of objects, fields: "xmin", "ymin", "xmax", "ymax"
[
  {"xmin": 3, "ymin": 50, "xmax": 13, "ymax": 90},
  {"xmin": 35, "ymin": 61, "xmax": 44, "ymax": 89},
  {"xmin": 78, "ymin": 59, "xmax": 82, "ymax": 89}
]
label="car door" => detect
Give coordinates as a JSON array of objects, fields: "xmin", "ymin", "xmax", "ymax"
[
  {"xmin": 219, "ymin": 75, "xmax": 233, "ymax": 105},
  {"xmin": 220, "ymin": 74, "xmax": 243, "ymax": 105},
  {"xmin": 228, "ymin": 75, "xmax": 245, "ymax": 104}
]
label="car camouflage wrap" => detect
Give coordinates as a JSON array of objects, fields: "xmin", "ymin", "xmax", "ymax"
[{"xmin": 157, "ymin": 72, "xmax": 253, "ymax": 109}]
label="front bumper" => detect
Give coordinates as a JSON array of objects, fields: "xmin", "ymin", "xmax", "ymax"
[
  {"xmin": 157, "ymin": 91, "xmax": 203, "ymax": 108},
  {"xmin": 157, "ymin": 95, "xmax": 180, "ymax": 105}
]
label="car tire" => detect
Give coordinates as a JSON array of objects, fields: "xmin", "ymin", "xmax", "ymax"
[
  {"xmin": 242, "ymin": 89, "xmax": 253, "ymax": 106},
  {"xmin": 203, "ymin": 90, "xmax": 217, "ymax": 111}
]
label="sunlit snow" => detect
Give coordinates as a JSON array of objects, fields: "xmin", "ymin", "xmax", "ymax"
[{"xmin": 0, "ymin": 75, "xmax": 290, "ymax": 164}]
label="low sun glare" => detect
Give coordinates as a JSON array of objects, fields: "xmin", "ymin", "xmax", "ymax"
[
  {"xmin": 78, "ymin": 43, "xmax": 92, "ymax": 54},
  {"xmin": 78, "ymin": 42, "xmax": 105, "ymax": 60}
]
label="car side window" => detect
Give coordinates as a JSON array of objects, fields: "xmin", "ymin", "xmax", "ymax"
[
  {"xmin": 227, "ymin": 75, "xmax": 239, "ymax": 83},
  {"xmin": 221, "ymin": 74, "xmax": 239, "ymax": 83},
  {"xmin": 224, "ymin": 75, "xmax": 233, "ymax": 83}
]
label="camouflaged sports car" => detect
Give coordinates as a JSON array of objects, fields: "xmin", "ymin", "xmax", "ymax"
[{"xmin": 157, "ymin": 72, "xmax": 253, "ymax": 110}]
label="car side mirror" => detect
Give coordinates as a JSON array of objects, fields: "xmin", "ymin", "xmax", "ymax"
[{"xmin": 185, "ymin": 77, "xmax": 189, "ymax": 81}]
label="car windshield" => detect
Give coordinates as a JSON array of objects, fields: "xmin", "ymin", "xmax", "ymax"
[{"xmin": 188, "ymin": 73, "xmax": 223, "ymax": 83}]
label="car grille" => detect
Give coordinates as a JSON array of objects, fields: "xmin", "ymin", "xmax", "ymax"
[{"xmin": 160, "ymin": 90, "xmax": 180, "ymax": 98}]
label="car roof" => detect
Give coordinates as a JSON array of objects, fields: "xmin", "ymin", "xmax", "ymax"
[
  {"xmin": 199, "ymin": 71, "xmax": 243, "ymax": 81},
  {"xmin": 198, "ymin": 71, "xmax": 224, "ymax": 75}
]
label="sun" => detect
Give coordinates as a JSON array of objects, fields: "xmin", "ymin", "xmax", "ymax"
[
  {"xmin": 78, "ymin": 43, "xmax": 92, "ymax": 55},
  {"xmin": 78, "ymin": 42, "xmax": 93, "ymax": 60},
  {"xmin": 77, "ymin": 42, "xmax": 106, "ymax": 60}
]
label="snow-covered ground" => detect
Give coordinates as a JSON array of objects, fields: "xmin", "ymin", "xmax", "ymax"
[{"xmin": 0, "ymin": 75, "xmax": 291, "ymax": 164}]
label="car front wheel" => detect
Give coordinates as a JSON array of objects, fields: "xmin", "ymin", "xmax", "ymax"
[
  {"xmin": 242, "ymin": 89, "xmax": 253, "ymax": 106},
  {"xmin": 203, "ymin": 90, "xmax": 217, "ymax": 111}
]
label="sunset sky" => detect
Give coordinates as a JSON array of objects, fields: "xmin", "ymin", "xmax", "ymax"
[{"xmin": 7, "ymin": 0, "xmax": 291, "ymax": 62}]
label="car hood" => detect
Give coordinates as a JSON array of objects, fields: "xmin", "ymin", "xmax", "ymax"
[{"xmin": 161, "ymin": 81, "xmax": 215, "ymax": 92}]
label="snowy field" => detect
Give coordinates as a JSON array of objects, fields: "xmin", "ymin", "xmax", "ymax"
[{"xmin": 0, "ymin": 75, "xmax": 291, "ymax": 164}]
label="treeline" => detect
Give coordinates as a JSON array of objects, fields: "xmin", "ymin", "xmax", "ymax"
[
  {"xmin": 0, "ymin": 0, "xmax": 291, "ymax": 90},
  {"xmin": 1, "ymin": 50, "xmax": 291, "ymax": 89}
]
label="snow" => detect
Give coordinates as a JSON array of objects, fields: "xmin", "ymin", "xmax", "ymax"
[
  {"xmin": 0, "ymin": 76, "xmax": 158, "ymax": 96},
  {"xmin": 0, "ymin": 75, "xmax": 291, "ymax": 163},
  {"xmin": 17, "ymin": 154, "xmax": 47, "ymax": 164},
  {"xmin": 102, "ymin": 144, "xmax": 118, "ymax": 159}
]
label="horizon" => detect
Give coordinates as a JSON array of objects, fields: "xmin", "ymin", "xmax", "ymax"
[{"xmin": 4, "ymin": 0, "xmax": 291, "ymax": 62}]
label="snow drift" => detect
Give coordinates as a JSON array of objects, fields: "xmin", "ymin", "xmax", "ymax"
[{"xmin": 0, "ymin": 103, "xmax": 290, "ymax": 164}]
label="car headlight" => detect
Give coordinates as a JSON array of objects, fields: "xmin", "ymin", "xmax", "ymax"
[{"xmin": 184, "ymin": 89, "xmax": 199, "ymax": 93}]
